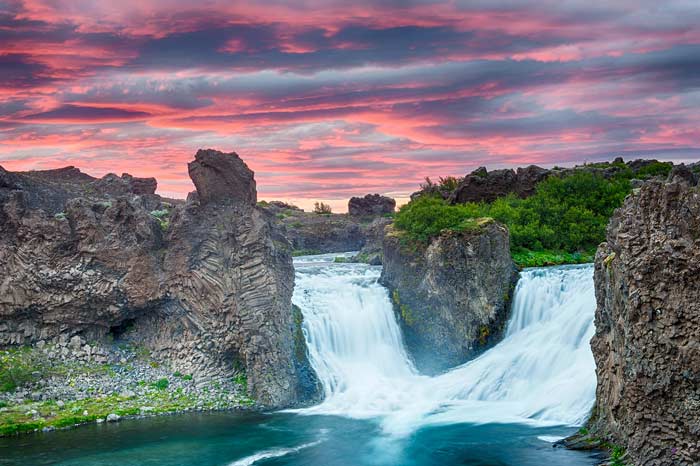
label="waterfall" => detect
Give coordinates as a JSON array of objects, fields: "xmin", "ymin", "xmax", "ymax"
[{"xmin": 292, "ymin": 253, "xmax": 597, "ymax": 437}]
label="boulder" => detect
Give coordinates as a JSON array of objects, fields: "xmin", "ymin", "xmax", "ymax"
[
  {"xmin": 380, "ymin": 220, "xmax": 517, "ymax": 373},
  {"xmin": 187, "ymin": 149, "xmax": 256, "ymax": 206},
  {"xmin": 448, "ymin": 165, "xmax": 549, "ymax": 204},
  {"xmin": 348, "ymin": 194, "xmax": 396, "ymax": 216}
]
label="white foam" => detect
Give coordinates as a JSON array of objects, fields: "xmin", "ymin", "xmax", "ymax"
[
  {"xmin": 227, "ymin": 440, "xmax": 323, "ymax": 466},
  {"xmin": 293, "ymin": 257, "xmax": 597, "ymax": 437}
]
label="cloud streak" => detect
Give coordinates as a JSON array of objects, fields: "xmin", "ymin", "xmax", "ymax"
[{"xmin": 0, "ymin": 0, "xmax": 699, "ymax": 209}]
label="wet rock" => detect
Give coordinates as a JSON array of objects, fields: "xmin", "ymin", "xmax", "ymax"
[
  {"xmin": 106, "ymin": 413, "xmax": 120, "ymax": 422},
  {"xmin": 380, "ymin": 220, "xmax": 517, "ymax": 374}
]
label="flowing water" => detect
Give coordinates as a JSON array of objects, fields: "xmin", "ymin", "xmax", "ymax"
[{"xmin": 1, "ymin": 253, "xmax": 600, "ymax": 466}]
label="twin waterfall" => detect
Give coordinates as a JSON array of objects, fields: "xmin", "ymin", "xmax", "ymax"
[{"xmin": 292, "ymin": 253, "xmax": 597, "ymax": 437}]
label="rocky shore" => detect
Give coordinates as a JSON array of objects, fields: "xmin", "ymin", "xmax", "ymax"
[{"xmin": 1, "ymin": 341, "xmax": 251, "ymax": 436}]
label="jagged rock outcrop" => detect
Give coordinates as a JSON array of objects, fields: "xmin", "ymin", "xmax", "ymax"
[
  {"xmin": 448, "ymin": 165, "xmax": 549, "ymax": 204},
  {"xmin": 188, "ymin": 149, "xmax": 256, "ymax": 206},
  {"xmin": 380, "ymin": 220, "xmax": 517, "ymax": 373},
  {"xmin": 584, "ymin": 172, "xmax": 700, "ymax": 465},
  {"xmin": 0, "ymin": 150, "xmax": 320, "ymax": 408},
  {"xmin": 411, "ymin": 158, "xmax": 675, "ymax": 205},
  {"xmin": 348, "ymin": 193, "xmax": 396, "ymax": 216}
]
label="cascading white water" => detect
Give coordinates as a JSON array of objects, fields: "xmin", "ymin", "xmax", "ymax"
[{"xmin": 292, "ymin": 253, "xmax": 597, "ymax": 437}]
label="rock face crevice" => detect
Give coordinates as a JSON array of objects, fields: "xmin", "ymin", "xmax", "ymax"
[
  {"xmin": 0, "ymin": 150, "xmax": 320, "ymax": 408},
  {"xmin": 380, "ymin": 221, "xmax": 518, "ymax": 374},
  {"xmin": 588, "ymin": 171, "xmax": 700, "ymax": 465}
]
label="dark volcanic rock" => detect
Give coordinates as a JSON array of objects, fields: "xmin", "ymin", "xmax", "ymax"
[
  {"xmin": 0, "ymin": 151, "xmax": 319, "ymax": 408},
  {"xmin": 380, "ymin": 220, "xmax": 517, "ymax": 373},
  {"xmin": 448, "ymin": 165, "xmax": 549, "ymax": 204},
  {"xmin": 586, "ymin": 176, "xmax": 700, "ymax": 465},
  {"xmin": 92, "ymin": 173, "xmax": 157, "ymax": 196},
  {"xmin": 348, "ymin": 194, "xmax": 396, "ymax": 216},
  {"xmin": 188, "ymin": 149, "xmax": 256, "ymax": 206}
]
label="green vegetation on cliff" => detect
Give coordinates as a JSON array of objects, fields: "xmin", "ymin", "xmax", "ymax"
[{"xmin": 395, "ymin": 170, "xmax": 634, "ymax": 267}]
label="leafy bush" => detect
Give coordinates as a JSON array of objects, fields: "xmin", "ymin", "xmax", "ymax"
[
  {"xmin": 395, "ymin": 170, "xmax": 631, "ymax": 265},
  {"xmin": 635, "ymin": 161, "xmax": 672, "ymax": 179},
  {"xmin": 313, "ymin": 202, "xmax": 332, "ymax": 214},
  {"xmin": 152, "ymin": 378, "xmax": 169, "ymax": 390}
]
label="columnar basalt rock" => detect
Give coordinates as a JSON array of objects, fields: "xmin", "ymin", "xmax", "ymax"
[
  {"xmin": 380, "ymin": 220, "xmax": 518, "ymax": 373},
  {"xmin": 585, "ymin": 174, "xmax": 700, "ymax": 465},
  {"xmin": 0, "ymin": 150, "xmax": 319, "ymax": 408}
]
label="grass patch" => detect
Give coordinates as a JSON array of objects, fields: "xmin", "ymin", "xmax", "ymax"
[{"xmin": 291, "ymin": 249, "xmax": 321, "ymax": 257}]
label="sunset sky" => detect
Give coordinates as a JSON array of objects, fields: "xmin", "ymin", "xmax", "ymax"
[{"xmin": 1, "ymin": 1, "xmax": 699, "ymax": 210}]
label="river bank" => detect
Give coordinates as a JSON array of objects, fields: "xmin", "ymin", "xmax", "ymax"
[{"xmin": 0, "ymin": 342, "xmax": 253, "ymax": 436}]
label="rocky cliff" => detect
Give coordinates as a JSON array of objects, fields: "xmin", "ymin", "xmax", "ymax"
[
  {"xmin": 0, "ymin": 149, "xmax": 320, "ymax": 408},
  {"xmin": 264, "ymin": 194, "xmax": 395, "ymax": 262},
  {"xmin": 583, "ymin": 167, "xmax": 700, "ymax": 465},
  {"xmin": 380, "ymin": 220, "xmax": 517, "ymax": 373}
]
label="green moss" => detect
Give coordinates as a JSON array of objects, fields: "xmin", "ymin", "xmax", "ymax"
[
  {"xmin": 478, "ymin": 325, "xmax": 490, "ymax": 346},
  {"xmin": 151, "ymin": 378, "xmax": 169, "ymax": 390},
  {"xmin": 291, "ymin": 249, "xmax": 321, "ymax": 257},
  {"xmin": 609, "ymin": 445, "xmax": 627, "ymax": 466},
  {"xmin": 400, "ymin": 304, "xmax": 415, "ymax": 326},
  {"xmin": 603, "ymin": 252, "xmax": 617, "ymax": 268},
  {"xmin": 391, "ymin": 290, "xmax": 416, "ymax": 326},
  {"xmin": 333, "ymin": 256, "xmax": 348, "ymax": 263}
]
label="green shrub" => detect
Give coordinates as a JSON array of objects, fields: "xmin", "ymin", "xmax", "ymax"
[
  {"xmin": 395, "ymin": 170, "xmax": 631, "ymax": 263},
  {"xmin": 181, "ymin": 374, "xmax": 193, "ymax": 381},
  {"xmin": 152, "ymin": 378, "xmax": 169, "ymax": 390},
  {"xmin": 635, "ymin": 161, "xmax": 672, "ymax": 179}
]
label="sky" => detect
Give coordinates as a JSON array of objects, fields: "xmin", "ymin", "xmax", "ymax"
[{"xmin": 1, "ymin": 1, "xmax": 699, "ymax": 211}]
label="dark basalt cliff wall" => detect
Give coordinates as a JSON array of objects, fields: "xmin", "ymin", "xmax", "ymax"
[
  {"xmin": 0, "ymin": 149, "xmax": 319, "ymax": 408},
  {"xmin": 380, "ymin": 221, "xmax": 517, "ymax": 374},
  {"xmin": 586, "ymin": 167, "xmax": 700, "ymax": 465}
]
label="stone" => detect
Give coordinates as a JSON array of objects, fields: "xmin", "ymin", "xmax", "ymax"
[
  {"xmin": 187, "ymin": 149, "xmax": 256, "ymax": 206},
  {"xmin": 380, "ymin": 220, "xmax": 517, "ymax": 374},
  {"xmin": 106, "ymin": 413, "xmax": 120, "ymax": 422},
  {"xmin": 447, "ymin": 165, "xmax": 549, "ymax": 204},
  {"xmin": 348, "ymin": 194, "xmax": 396, "ymax": 216}
]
